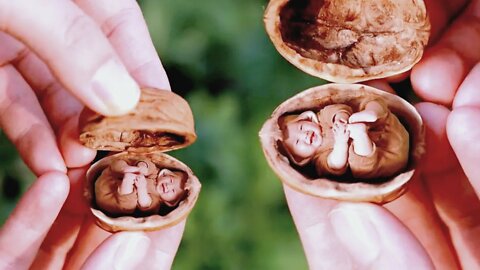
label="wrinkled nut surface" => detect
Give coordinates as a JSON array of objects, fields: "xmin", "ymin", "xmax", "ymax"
[
  {"xmin": 79, "ymin": 88, "xmax": 200, "ymax": 231},
  {"xmin": 85, "ymin": 152, "xmax": 201, "ymax": 232},
  {"xmin": 264, "ymin": 0, "xmax": 430, "ymax": 82},
  {"xmin": 79, "ymin": 88, "xmax": 196, "ymax": 153},
  {"xmin": 259, "ymin": 84, "xmax": 425, "ymax": 203}
]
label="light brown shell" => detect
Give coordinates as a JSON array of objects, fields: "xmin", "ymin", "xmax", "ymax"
[
  {"xmin": 259, "ymin": 84, "xmax": 425, "ymax": 203},
  {"xmin": 79, "ymin": 88, "xmax": 200, "ymax": 231},
  {"xmin": 264, "ymin": 0, "xmax": 430, "ymax": 83},
  {"xmin": 79, "ymin": 88, "xmax": 196, "ymax": 153},
  {"xmin": 85, "ymin": 152, "xmax": 201, "ymax": 232}
]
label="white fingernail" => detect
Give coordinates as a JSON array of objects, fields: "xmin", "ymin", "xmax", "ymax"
[
  {"xmin": 114, "ymin": 233, "xmax": 150, "ymax": 270},
  {"xmin": 329, "ymin": 204, "xmax": 381, "ymax": 266},
  {"xmin": 91, "ymin": 59, "xmax": 141, "ymax": 116}
]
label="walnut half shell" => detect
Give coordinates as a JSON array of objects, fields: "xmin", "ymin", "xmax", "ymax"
[
  {"xmin": 259, "ymin": 84, "xmax": 425, "ymax": 203},
  {"xmin": 85, "ymin": 152, "xmax": 201, "ymax": 232},
  {"xmin": 79, "ymin": 88, "xmax": 200, "ymax": 232},
  {"xmin": 79, "ymin": 88, "xmax": 196, "ymax": 153},
  {"xmin": 264, "ymin": 0, "xmax": 430, "ymax": 83}
]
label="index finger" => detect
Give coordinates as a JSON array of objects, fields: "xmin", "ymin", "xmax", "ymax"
[{"xmin": 0, "ymin": 0, "xmax": 140, "ymax": 116}]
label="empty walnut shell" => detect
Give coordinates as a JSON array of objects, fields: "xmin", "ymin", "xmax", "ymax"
[
  {"xmin": 79, "ymin": 88, "xmax": 196, "ymax": 153},
  {"xmin": 259, "ymin": 84, "xmax": 425, "ymax": 203},
  {"xmin": 85, "ymin": 152, "xmax": 201, "ymax": 232},
  {"xmin": 264, "ymin": 0, "xmax": 430, "ymax": 83},
  {"xmin": 79, "ymin": 88, "xmax": 200, "ymax": 232}
]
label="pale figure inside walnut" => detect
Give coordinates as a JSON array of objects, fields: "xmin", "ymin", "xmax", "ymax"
[
  {"xmin": 282, "ymin": 98, "xmax": 410, "ymax": 179},
  {"xmin": 95, "ymin": 158, "xmax": 187, "ymax": 216}
]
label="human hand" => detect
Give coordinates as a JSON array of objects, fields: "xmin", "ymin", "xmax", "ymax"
[
  {"xmin": 285, "ymin": 1, "xmax": 480, "ymax": 268},
  {"xmin": 0, "ymin": 0, "xmax": 184, "ymax": 268}
]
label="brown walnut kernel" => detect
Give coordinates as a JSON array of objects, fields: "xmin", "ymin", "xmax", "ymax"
[{"xmin": 264, "ymin": 0, "xmax": 430, "ymax": 82}]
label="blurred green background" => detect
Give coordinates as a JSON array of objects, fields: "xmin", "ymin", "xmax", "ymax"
[{"xmin": 0, "ymin": 0, "xmax": 328, "ymax": 269}]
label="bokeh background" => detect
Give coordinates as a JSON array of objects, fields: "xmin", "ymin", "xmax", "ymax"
[{"xmin": 0, "ymin": 0, "xmax": 331, "ymax": 269}]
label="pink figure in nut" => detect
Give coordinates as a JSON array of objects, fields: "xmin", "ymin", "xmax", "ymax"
[
  {"xmin": 282, "ymin": 98, "xmax": 409, "ymax": 179},
  {"xmin": 95, "ymin": 159, "xmax": 187, "ymax": 216}
]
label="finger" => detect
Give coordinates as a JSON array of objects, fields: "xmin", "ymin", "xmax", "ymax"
[
  {"xmin": 0, "ymin": 0, "xmax": 141, "ymax": 116},
  {"xmin": 145, "ymin": 220, "xmax": 186, "ymax": 270},
  {"xmin": 415, "ymin": 103, "xmax": 457, "ymax": 174},
  {"xmin": 419, "ymin": 102, "xmax": 480, "ymax": 269},
  {"xmin": 75, "ymin": 0, "xmax": 170, "ymax": 90},
  {"xmin": 82, "ymin": 232, "xmax": 151, "ymax": 270},
  {"xmin": 0, "ymin": 171, "xmax": 69, "ymax": 269},
  {"xmin": 423, "ymin": 0, "xmax": 468, "ymax": 43},
  {"xmin": 31, "ymin": 167, "xmax": 90, "ymax": 269},
  {"xmin": 0, "ymin": 65, "xmax": 66, "ymax": 175},
  {"xmin": 412, "ymin": 0, "xmax": 480, "ymax": 105},
  {"xmin": 64, "ymin": 216, "xmax": 112, "ymax": 269},
  {"xmin": 447, "ymin": 107, "xmax": 480, "ymax": 195},
  {"xmin": 0, "ymin": 33, "xmax": 97, "ymax": 168},
  {"xmin": 384, "ymin": 176, "xmax": 460, "ymax": 270},
  {"xmin": 284, "ymin": 185, "xmax": 433, "ymax": 269},
  {"xmin": 452, "ymin": 62, "xmax": 480, "ymax": 109},
  {"xmin": 31, "ymin": 211, "xmax": 84, "ymax": 270},
  {"xmin": 365, "ymin": 80, "xmax": 397, "ymax": 94},
  {"xmin": 385, "ymin": 71, "xmax": 409, "ymax": 84},
  {"xmin": 59, "ymin": 117, "xmax": 96, "ymax": 168}
]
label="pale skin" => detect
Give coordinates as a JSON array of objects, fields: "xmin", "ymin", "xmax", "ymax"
[
  {"xmin": 0, "ymin": 0, "xmax": 181, "ymax": 269},
  {"xmin": 2, "ymin": 1, "xmax": 480, "ymax": 270},
  {"xmin": 286, "ymin": 0, "xmax": 480, "ymax": 269}
]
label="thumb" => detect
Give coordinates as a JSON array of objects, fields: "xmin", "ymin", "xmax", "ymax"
[
  {"xmin": 82, "ymin": 232, "xmax": 151, "ymax": 270},
  {"xmin": 284, "ymin": 185, "xmax": 434, "ymax": 269}
]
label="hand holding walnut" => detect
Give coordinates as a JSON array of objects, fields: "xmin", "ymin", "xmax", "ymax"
[{"xmin": 0, "ymin": 0, "xmax": 183, "ymax": 268}]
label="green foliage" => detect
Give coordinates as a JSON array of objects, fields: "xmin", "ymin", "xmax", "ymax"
[{"xmin": 0, "ymin": 0, "xmax": 333, "ymax": 269}]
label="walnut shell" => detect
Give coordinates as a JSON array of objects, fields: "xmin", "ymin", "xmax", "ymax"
[
  {"xmin": 259, "ymin": 84, "xmax": 425, "ymax": 203},
  {"xmin": 264, "ymin": 0, "xmax": 430, "ymax": 83},
  {"xmin": 85, "ymin": 152, "xmax": 201, "ymax": 232},
  {"xmin": 79, "ymin": 88, "xmax": 196, "ymax": 152}
]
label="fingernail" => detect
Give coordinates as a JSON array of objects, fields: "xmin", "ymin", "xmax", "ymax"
[
  {"xmin": 114, "ymin": 233, "xmax": 150, "ymax": 270},
  {"xmin": 329, "ymin": 204, "xmax": 381, "ymax": 266},
  {"xmin": 91, "ymin": 59, "xmax": 141, "ymax": 116}
]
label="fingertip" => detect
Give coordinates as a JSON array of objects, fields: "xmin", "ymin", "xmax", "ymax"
[
  {"xmin": 411, "ymin": 47, "xmax": 466, "ymax": 105},
  {"xmin": 453, "ymin": 63, "xmax": 480, "ymax": 109},
  {"xmin": 385, "ymin": 71, "xmax": 409, "ymax": 84},
  {"xmin": 364, "ymin": 80, "xmax": 396, "ymax": 94},
  {"xmin": 415, "ymin": 102, "xmax": 457, "ymax": 174},
  {"xmin": 447, "ymin": 107, "xmax": 480, "ymax": 155},
  {"xmin": 89, "ymin": 59, "xmax": 141, "ymax": 116},
  {"xmin": 82, "ymin": 232, "xmax": 150, "ymax": 270},
  {"xmin": 37, "ymin": 171, "xmax": 70, "ymax": 202},
  {"xmin": 447, "ymin": 107, "xmax": 480, "ymax": 190},
  {"xmin": 59, "ymin": 117, "xmax": 96, "ymax": 168}
]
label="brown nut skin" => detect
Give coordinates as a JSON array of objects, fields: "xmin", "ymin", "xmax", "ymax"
[
  {"xmin": 85, "ymin": 151, "xmax": 201, "ymax": 232},
  {"xmin": 259, "ymin": 84, "xmax": 425, "ymax": 203},
  {"xmin": 79, "ymin": 88, "xmax": 196, "ymax": 153},
  {"xmin": 264, "ymin": 0, "xmax": 430, "ymax": 83}
]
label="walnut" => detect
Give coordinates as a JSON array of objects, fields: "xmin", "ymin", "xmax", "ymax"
[
  {"xmin": 259, "ymin": 84, "xmax": 425, "ymax": 203},
  {"xmin": 264, "ymin": 0, "xmax": 430, "ymax": 82},
  {"xmin": 79, "ymin": 88, "xmax": 201, "ymax": 232}
]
